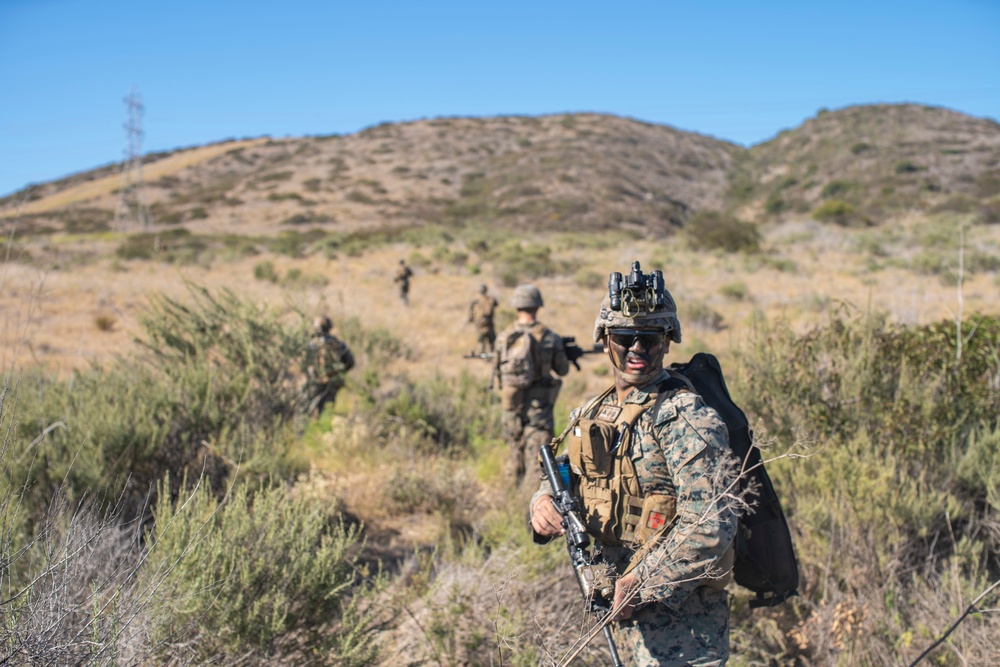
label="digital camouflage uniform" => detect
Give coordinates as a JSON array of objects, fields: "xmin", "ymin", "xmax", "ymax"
[
  {"xmin": 305, "ymin": 328, "xmax": 355, "ymax": 417},
  {"xmin": 494, "ymin": 321, "xmax": 570, "ymax": 485},
  {"xmin": 468, "ymin": 290, "xmax": 498, "ymax": 354},
  {"xmin": 531, "ymin": 264, "xmax": 740, "ymax": 666},
  {"xmin": 533, "ymin": 373, "xmax": 738, "ymax": 665}
]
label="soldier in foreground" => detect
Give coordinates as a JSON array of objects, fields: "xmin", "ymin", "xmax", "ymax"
[
  {"xmin": 529, "ymin": 263, "xmax": 739, "ymax": 666},
  {"xmin": 468, "ymin": 284, "xmax": 499, "ymax": 355},
  {"xmin": 393, "ymin": 259, "xmax": 413, "ymax": 305},
  {"xmin": 304, "ymin": 316, "xmax": 355, "ymax": 418},
  {"xmin": 493, "ymin": 284, "xmax": 570, "ymax": 485}
]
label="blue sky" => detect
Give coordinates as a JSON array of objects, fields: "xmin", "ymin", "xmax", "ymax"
[{"xmin": 1, "ymin": 0, "xmax": 998, "ymax": 198}]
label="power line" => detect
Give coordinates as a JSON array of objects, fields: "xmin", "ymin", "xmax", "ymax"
[{"xmin": 114, "ymin": 86, "xmax": 149, "ymax": 230}]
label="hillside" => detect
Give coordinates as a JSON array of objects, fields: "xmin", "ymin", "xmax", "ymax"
[
  {"xmin": 1, "ymin": 113, "xmax": 739, "ymax": 239},
  {"xmin": 727, "ymin": 103, "xmax": 1000, "ymax": 224},
  {"xmin": 4, "ymin": 104, "xmax": 1000, "ymax": 243}
]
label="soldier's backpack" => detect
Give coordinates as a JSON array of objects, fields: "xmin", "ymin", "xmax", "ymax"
[
  {"xmin": 669, "ymin": 352, "xmax": 801, "ymax": 608},
  {"xmin": 499, "ymin": 325, "xmax": 541, "ymax": 390}
]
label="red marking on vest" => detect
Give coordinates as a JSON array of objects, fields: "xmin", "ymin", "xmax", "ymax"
[{"xmin": 647, "ymin": 512, "xmax": 666, "ymax": 530}]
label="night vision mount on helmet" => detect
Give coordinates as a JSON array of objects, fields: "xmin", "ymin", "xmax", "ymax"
[
  {"xmin": 608, "ymin": 261, "xmax": 669, "ymax": 317},
  {"xmin": 594, "ymin": 261, "xmax": 681, "ymax": 344}
]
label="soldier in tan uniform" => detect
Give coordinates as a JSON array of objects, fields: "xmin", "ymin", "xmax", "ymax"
[
  {"xmin": 304, "ymin": 316, "xmax": 355, "ymax": 418},
  {"xmin": 530, "ymin": 263, "xmax": 739, "ymax": 666},
  {"xmin": 493, "ymin": 284, "xmax": 570, "ymax": 485},
  {"xmin": 468, "ymin": 284, "xmax": 499, "ymax": 355}
]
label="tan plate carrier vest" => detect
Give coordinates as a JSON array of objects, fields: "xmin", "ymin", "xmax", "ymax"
[
  {"xmin": 561, "ymin": 373, "xmax": 735, "ymax": 587},
  {"xmin": 565, "ymin": 375, "xmax": 692, "ymax": 550}
]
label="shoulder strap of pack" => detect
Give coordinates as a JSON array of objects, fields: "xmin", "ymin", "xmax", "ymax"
[
  {"xmin": 550, "ymin": 385, "xmax": 616, "ymax": 454},
  {"xmin": 644, "ymin": 371, "xmax": 694, "ymax": 423}
]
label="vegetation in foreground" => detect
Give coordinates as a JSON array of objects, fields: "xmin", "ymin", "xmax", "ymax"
[{"xmin": 1, "ymin": 286, "xmax": 998, "ymax": 666}]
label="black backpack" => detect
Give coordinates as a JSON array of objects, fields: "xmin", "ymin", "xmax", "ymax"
[{"xmin": 669, "ymin": 352, "xmax": 801, "ymax": 608}]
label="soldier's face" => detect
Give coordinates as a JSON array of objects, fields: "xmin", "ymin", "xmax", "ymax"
[{"xmin": 607, "ymin": 328, "xmax": 668, "ymax": 384}]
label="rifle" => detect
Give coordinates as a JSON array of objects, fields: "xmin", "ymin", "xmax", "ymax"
[
  {"xmin": 539, "ymin": 442, "xmax": 624, "ymax": 667},
  {"xmin": 462, "ymin": 337, "xmax": 603, "ymax": 368},
  {"xmin": 562, "ymin": 336, "xmax": 604, "ymax": 370}
]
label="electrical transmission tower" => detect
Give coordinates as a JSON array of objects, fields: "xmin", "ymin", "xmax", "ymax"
[{"xmin": 114, "ymin": 86, "xmax": 150, "ymax": 229}]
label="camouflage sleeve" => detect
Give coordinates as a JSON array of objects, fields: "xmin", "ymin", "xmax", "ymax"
[
  {"xmin": 549, "ymin": 331, "xmax": 570, "ymax": 377},
  {"xmin": 633, "ymin": 394, "xmax": 739, "ymax": 611}
]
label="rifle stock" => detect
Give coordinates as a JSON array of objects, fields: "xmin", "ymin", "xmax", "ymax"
[{"xmin": 539, "ymin": 443, "xmax": 623, "ymax": 667}]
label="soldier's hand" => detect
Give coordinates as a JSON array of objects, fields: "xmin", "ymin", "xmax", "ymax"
[
  {"xmin": 530, "ymin": 495, "xmax": 564, "ymax": 537},
  {"xmin": 611, "ymin": 572, "xmax": 640, "ymax": 621}
]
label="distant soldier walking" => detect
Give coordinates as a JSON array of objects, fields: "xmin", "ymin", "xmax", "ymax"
[
  {"xmin": 468, "ymin": 284, "xmax": 499, "ymax": 355},
  {"xmin": 304, "ymin": 316, "xmax": 355, "ymax": 418},
  {"xmin": 394, "ymin": 259, "xmax": 413, "ymax": 305},
  {"xmin": 493, "ymin": 285, "xmax": 570, "ymax": 485}
]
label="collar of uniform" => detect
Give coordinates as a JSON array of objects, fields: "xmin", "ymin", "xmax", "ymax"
[{"xmin": 620, "ymin": 369, "xmax": 671, "ymax": 405}]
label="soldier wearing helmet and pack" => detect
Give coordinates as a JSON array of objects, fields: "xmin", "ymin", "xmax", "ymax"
[
  {"xmin": 304, "ymin": 315, "xmax": 355, "ymax": 418},
  {"xmin": 494, "ymin": 284, "xmax": 570, "ymax": 485},
  {"xmin": 468, "ymin": 284, "xmax": 499, "ymax": 355},
  {"xmin": 529, "ymin": 262, "xmax": 740, "ymax": 666}
]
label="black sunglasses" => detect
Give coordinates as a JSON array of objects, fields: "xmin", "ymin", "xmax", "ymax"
[{"xmin": 608, "ymin": 330, "xmax": 665, "ymax": 350}]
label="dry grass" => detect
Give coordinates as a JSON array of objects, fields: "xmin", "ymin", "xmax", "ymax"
[
  {"xmin": 0, "ymin": 139, "xmax": 269, "ymax": 218},
  {"xmin": 3, "ymin": 217, "xmax": 997, "ymax": 395}
]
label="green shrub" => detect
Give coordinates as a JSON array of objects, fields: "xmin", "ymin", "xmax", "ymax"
[
  {"xmin": 116, "ymin": 229, "xmax": 206, "ymax": 262},
  {"xmin": 894, "ymin": 160, "xmax": 923, "ymax": 174},
  {"xmin": 354, "ymin": 371, "xmax": 501, "ymax": 455},
  {"xmin": 145, "ymin": 479, "xmax": 382, "ymax": 665},
  {"xmin": 280, "ymin": 268, "xmax": 329, "ymax": 289},
  {"xmin": 220, "ymin": 234, "xmax": 259, "ymax": 260},
  {"xmin": 684, "ymin": 301, "xmax": 726, "ymax": 331},
  {"xmin": 9, "ymin": 286, "xmax": 310, "ymax": 526},
  {"xmin": 257, "ymin": 170, "xmax": 294, "ymax": 183},
  {"xmin": 346, "ymin": 190, "xmax": 374, "ymax": 204},
  {"xmin": 93, "ymin": 313, "xmax": 116, "ymax": 331},
  {"xmin": 737, "ymin": 313, "xmax": 1000, "ymax": 464},
  {"xmin": 820, "ymin": 180, "xmax": 858, "ymax": 199},
  {"xmin": 719, "ymin": 281, "xmax": 749, "ymax": 300},
  {"xmin": 268, "ymin": 231, "xmax": 308, "ymax": 257},
  {"xmin": 812, "ymin": 199, "xmax": 864, "ymax": 226},
  {"xmin": 485, "ymin": 241, "xmax": 575, "ymax": 287},
  {"xmin": 335, "ymin": 316, "xmax": 413, "ymax": 367},
  {"xmin": 407, "ymin": 251, "xmax": 431, "ymax": 268},
  {"xmin": 253, "ymin": 260, "xmax": 278, "ymax": 282},
  {"xmin": 573, "ymin": 269, "xmax": 606, "ymax": 290},
  {"xmin": 684, "ymin": 211, "xmax": 761, "ymax": 253},
  {"xmin": 730, "ymin": 313, "xmax": 1000, "ymax": 663},
  {"xmin": 763, "ymin": 192, "xmax": 787, "ymax": 215}
]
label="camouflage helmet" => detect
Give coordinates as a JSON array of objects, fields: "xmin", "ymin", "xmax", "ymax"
[
  {"xmin": 313, "ymin": 315, "xmax": 333, "ymax": 332},
  {"xmin": 510, "ymin": 284, "xmax": 544, "ymax": 309},
  {"xmin": 592, "ymin": 292, "xmax": 681, "ymax": 344},
  {"xmin": 479, "ymin": 284, "xmax": 488, "ymax": 294}
]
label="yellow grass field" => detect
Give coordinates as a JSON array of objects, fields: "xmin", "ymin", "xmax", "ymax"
[{"xmin": 4, "ymin": 217, "xmax": 997, "ymax": 408}]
